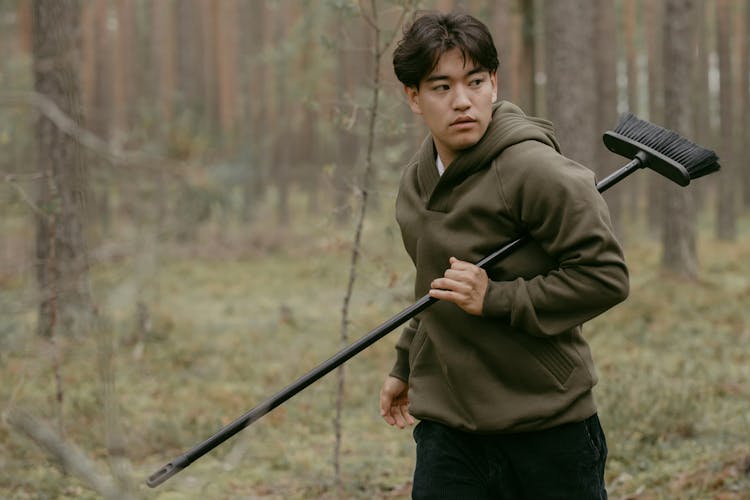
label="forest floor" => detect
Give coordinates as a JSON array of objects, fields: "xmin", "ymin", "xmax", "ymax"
[{"xmin": 1, "ymin": 203, "xmax": 749, "ymax": 499}]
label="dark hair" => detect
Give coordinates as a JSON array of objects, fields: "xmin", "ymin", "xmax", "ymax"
[{"xmin": 393, "ymin": 11, "xmax": 499, "ymax": 88}]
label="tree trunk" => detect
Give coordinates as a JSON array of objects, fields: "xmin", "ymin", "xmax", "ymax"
[
  {"xmin": 112, "ymin": 0, "xmax": 134, "ymax": 138},
  {"xmin": 80, "ymin": 0, "xmax": 109, "ymax": 139},
  {"xmin": 272, "ymin": 3, "xmax": 291, "ymax": 227},
  {"xmin": 240, "ymin": 0, "xmax": 269, "ymax": 222},
  {"xmin": 517, "ymin": 0, "xmax": 537, "ymax": 114},
  {"xmin": 216, "ymin": 0, "xmax": 239, "ymax": 150},
  {"xmin": 199, "ymin": 0, "xmax": 218, "ymax": 135},
  {"xmin": 661, "ymin": 0, "xmax": 698, "ymax": 278},
  {"xmin": 742, "ymin": 0, "xmax": 750, "ymax": 208},
  {"xmin": 645, "ymin": 0, "xmax": 665, "ymax": 235},
  {"xmin": 153, "ymin": 0, "xmax": 176, "ymax": 128},
  {"xmin": 544, "ymin": 0, "xmax": 597, "ymax": 169},
  {"xmin": 594, "ymin": 1, "xmax": 622, "ymax": 235},
  {"xmin": 33, "ymin": 0, "xmax": 91, "ymax": 337},
  {"xmin": 691, "ymin": 0, "xmax": 711, "ymax": 211},
  {"xmin": 300, "ymin": 1, "xmax": 321, "ymax": 214},
  {"xmin": 333, "ymin": 8, "xmax": 359, "ymax": 226},
  {"xmin": 623, "ymin": 0, "xmax": 641, "ymax": 223},
  {"xmin": 716, "ymin": 0, "xmax": 737, "ymax": 240}
]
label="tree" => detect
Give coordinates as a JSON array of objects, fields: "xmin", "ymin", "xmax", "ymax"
[
  {"xmin": 594, "ymin": 1, "xmax": 622, "ymax": 234},
  {"xmin": 743, "ymin": 0, "xmax": 750, "ymax": 208},
  {"xmin": 112, "ymin": 0, "xmax": 134, "ymax": 139},
  {"xmin": 661, "ymin": 0, "xmax": 698, "ymax": 278},
  {"xmin": 332, "ymin": 6, "xmax": 361, "ymax": 226},
  {"xmin": 33, "ymin": 0, "xmax": 92, "ymax": 337},
  {"xmin": 216, "ymin": 0, "xmax": 239, "ymax": 148},
  {"xmin": 622, "ymin": 0, "xmax": 641, "ymax": 221},
  {"xmin": 543, "ymin": 0, "xmax": 597, "ymax": 169},
  {"xmin": 153, "ymin": 0, "xmax": 176, "ymax": 128},
  {"xmin": 716, "ymin": 0, "xmax": 737, "ymax": 240},
  {"xmin": 491, "ymin": 0, "xmax": 537, "ymax": 114},
  {"xmin": 645, "ymin": 0, "xmax": 665, "ymax": 234}
]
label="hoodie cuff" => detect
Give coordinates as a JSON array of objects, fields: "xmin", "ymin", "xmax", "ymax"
[
  {"xmin": 482, "ymin": 279, "xmax": 513, "ymax": 318},
  {"xmin": 389, "ymin": 347, "xmax": 410, "ymax": 382}
]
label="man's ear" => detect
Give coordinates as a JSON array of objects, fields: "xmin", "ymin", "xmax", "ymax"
[
  {"xmin": 404, "ymin": 85, "xmax": 422, "ymax": 115},
  {"xmin": 490, "ymin": 71, "xmax": 498, "ymax": 102}
]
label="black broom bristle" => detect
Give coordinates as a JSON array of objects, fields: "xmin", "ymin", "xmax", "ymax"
[{"xmin": 612, "ymin": 113, "xmax": 720, "ymax": 180}]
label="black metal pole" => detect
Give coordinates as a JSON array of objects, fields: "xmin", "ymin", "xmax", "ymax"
[{"xmin": 146, "ymin": 157, "xmax": 643, "ymax": 488}]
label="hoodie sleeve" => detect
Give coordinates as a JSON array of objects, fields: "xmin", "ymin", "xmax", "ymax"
[
  {"xmin": 389, "ymin": 317, "xmax": 419, "ymax": 382},
  {"xmin": 482, "ymin": 141, "xmax": 629, "ymax": 336}
]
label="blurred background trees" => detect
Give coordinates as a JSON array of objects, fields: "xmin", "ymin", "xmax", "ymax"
[
  {"xmin": 3, "ymin": 0, "xmax": 747, "ymax": 304},
  {"xmin": 1, "ymin": 0, "xmax": 749, "ymax": 497}
]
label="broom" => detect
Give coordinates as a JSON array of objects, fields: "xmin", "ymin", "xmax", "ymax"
[{"xmin": 146, "ymin": 113, "xmax": 720, "ymax": 488}]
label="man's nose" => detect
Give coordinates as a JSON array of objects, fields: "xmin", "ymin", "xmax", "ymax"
[{"xmin": 452, "ymin": 85, "xmax": 471, "ymax": 110}]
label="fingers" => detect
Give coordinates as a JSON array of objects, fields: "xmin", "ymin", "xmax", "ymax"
[
  {"xmin": 379, "ymin": 377, "xmax": 414, "ymax": 429},
  {"xmin": 399, "ymin": 403, "xmax": 416, "ymax": 427},
  {"xmin": 386, "ymin": 403, "xmax": 414, "ymax": 429},
  {"xmin": 429, "ymin": 257, "xmax": 488, "ymax": 316},
  {"xmin": 379, "ymin": 391, "xmax": 395, "ymax": 425}
]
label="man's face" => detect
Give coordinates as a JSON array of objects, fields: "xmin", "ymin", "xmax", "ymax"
[{"xmin": 405, "ymin": 48, "xmax": 498, "ymax": 167}]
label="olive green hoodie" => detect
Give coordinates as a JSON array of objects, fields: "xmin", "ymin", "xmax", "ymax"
[{"xmin": 390, "ymin": 101, "xmax": 629, "ymax": 433}]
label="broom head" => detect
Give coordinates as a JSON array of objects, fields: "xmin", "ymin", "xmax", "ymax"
[{"xmin": 603, "ymin": 113, "xmax": 720, "ymax": 186}]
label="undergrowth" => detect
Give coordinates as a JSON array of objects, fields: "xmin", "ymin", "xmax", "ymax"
[{"xmin": 1, "ymin": 201, "xmax": 748, "ymax": 499}]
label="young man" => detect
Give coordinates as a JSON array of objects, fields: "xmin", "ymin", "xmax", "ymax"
[{"xmin": 379, "ymin": 11, "xmax": 629, "ymax": 499}]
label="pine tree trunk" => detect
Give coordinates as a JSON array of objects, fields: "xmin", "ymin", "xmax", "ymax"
[
  {"xmin": 216, "ymin": 0, "xmax": 238, "ymax": 150},
  {"xmin": 272, "ymin": 3, "xmax": 291, "ymax": 227},
  {"xmin": 333, "ymin": 8, "xmax": 359, "ymax": 226},
  {"xmin": 153, "ymin": 0, "xmax": 176, "ymax": 126},
  {"xmin": 661, "ymin": 0, "xmax": 698, "ymax": 278},
  {"xmin": 645, "ymin": 0, "xmax": 665, "ymax": 235},
  {"xmin": 544, "ymin": 0, "xmax": 597, "ymax": 169},
  {"xmin": 623, "ymin": 0, "xmax": 641, "ymax": 224},
  {"xmin": 518, "ymin": 0, "xmax": 537, "ymax": 115},
  {"xmin": 33, "ymin": 0, "xmax": 91, "ymax": 337},
  {"xmin": 716, "ymin": 0, "xmax": 737, "ymax": 240},
  {"xmin": 594, "ymin": 1, "xmax": 622, "ymax": 235},
  {"xmin": 742, "ymin": 0, "xmax": 750, "ymax": 208},
  {"xmin": 691, "ymin": 0, "xmax": 711, "ymax": 211}
]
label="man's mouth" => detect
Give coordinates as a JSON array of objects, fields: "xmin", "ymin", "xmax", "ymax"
[{"xmin": 450, "ymin": 116, "xmax": 476, "ymax": 127}]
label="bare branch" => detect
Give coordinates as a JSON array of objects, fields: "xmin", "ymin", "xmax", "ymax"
[
  {"xmin": 5, "ymin": 409, "xmax": 131, "ymax": 500},
  {"xmin": 358, "ymin": 0, "xmax": 377, "ymax": 30},
  {"xmin": 4, "ymin": 174, "xmax": 49, "ymax": 220},
  {"xmin": 0, "ymin": 91, "xmax": 161, "ymax": 167}
]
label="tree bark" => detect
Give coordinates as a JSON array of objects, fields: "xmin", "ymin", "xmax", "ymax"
[
  {"xmin": 742, "ymin": 0, "xmax": 750, "ymax": 208},
  {"xmin": 661, "ymin": 0, "xmax": 698, "ymax": 278},
  {"xmin": 594, "ymin": 0, "xmax": 622, "ymax": 235},
  {"xmin": 33, "ymin": 0, "xmax": 92, "ymax": 337},
  {"xmin": 333, "ymin": 8, "xmax": 360, "ymax": 226},
  {"xmin": 153, "ymin": 0, "xmax": 176, "ymax": 127},
  {"xmin": 112, "ymin": 0, "xmax": 134, "ymax": 138},
  {"xmin": 622, "ymin": 0, "xmax": 641, "ymax": 222},
  {"xmin": 216, "ymin": 0, "xmax": 239, "ymax": 149},
  {"xmin": 544, "ymin": 0, "xmax": 597, "ymax": 169},
  {"xmin": 716, "ymin": 0, "xmax": 737, "ymax": 240},
  {"xmin": 645, "ymin": 0, "xmax": 665, "ymax": 235}
]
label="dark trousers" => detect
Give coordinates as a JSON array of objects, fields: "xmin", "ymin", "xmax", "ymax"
[{"xmin": 411, "ymin": 414, "xmax": 608, "ymax": 500}]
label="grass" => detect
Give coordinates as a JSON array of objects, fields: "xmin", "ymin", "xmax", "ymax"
[{"xmin": 1, "ymin": 196, "xmax": 749, "ymax": 499}]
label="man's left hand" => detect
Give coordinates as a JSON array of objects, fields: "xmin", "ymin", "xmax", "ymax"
[{"xmin": 429, "ymin": 257, "xmax": 488, "ymax": 316}]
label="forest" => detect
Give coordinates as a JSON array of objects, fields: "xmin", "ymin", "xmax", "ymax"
[{"xmin": 1, "ymin": 0, "xmax": 749, "ymax": 498}]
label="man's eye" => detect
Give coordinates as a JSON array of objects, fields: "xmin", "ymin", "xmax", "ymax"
[
  {"xmin": 433, "ymin": 84, "xmax": 449, "ymax": 91},
  {"xmin": 470, "ymin": 78, "xmax": 484, "ymax": 86}
]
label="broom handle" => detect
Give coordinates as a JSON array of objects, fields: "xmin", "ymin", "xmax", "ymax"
[{"xmin": 146, "ymin": 157, "xmax": 643, "ymax": 488}]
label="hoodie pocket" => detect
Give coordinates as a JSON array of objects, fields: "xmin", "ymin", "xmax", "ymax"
[{"xmin": 528, "ymin": 337, "xmax": 576, "ymax": 387}]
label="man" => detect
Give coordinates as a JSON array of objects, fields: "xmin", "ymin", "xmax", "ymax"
[{"xmin": 379, "ymin": 11, "xmax": 629, "ymax": 499}]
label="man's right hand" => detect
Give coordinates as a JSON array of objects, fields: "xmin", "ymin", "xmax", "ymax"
[{"xmin": 379, "ymin": 376, "xmax": 415, "ymax": 428}]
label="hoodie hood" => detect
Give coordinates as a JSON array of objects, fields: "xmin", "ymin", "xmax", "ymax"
[{"xmin": 416, "ymin": 100, "xmax": 560, "ymax": 211}]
